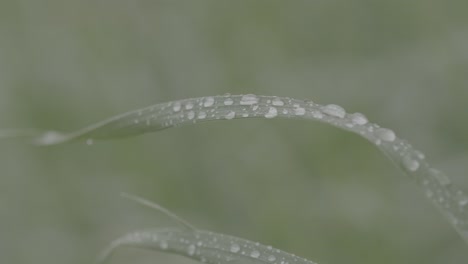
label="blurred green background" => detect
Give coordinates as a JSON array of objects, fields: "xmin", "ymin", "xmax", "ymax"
[{"xmin": 1, "ymin": 1, "xmax": 468, "ymax": 263}]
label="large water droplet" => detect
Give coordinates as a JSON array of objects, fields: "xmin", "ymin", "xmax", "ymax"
[
  {"xmin": 403, "ymin": 155, "xmax": 420, "ymax": 171},
  {"xmin": 272, "ymin": 98, "xmax": 284, "ymax": 106},
  {"xmin": 294, "ymin": 107, "xmax": 305, "ymax": 116},
  {"xmin": 350, "ymin": 112, "xmax": 368, "ymax": 125},
  {"xmin": 429, "ymin": 168, "xmax": 451, "ymax": 186},
  {"xmin": 375, "ymin": 128, "xmax": 396, "ymax": 142},
  {"xmin": 185, "ymin": 102, "xmax": 194, "ymax": 110},
  {"xmin": 225, "ymin": 111, "xmax": 236, "ymax": 120},
  {"xmin": 187, "ymin": 244, "xmax": 196, "ymax": 256},
  {"xmin": 322, "ymin": 104, "xmax": 346, "ymax": 118},
  {"xmin": 173, "ymin": 102, "xmax": 182, "ymax": 112},
  {"xmin": 187, "ymin": 111, "xmax": 195, "ymax": 120},
  {"xmin": 240, "ymin": 94, "xmax": 259, "ymax": 105},
  {"xmin": 230, "ymin": 243, "xmax": 240, "ymax": 253},
  {"xmin": 203, "ymin": 97, "xmax": 215, "ymax": 107},
  {"xmin": 160, "ymin": 241, "xmax": 168, "ymax": 250},
  {"xmin": 250, "ymin": 250, "xmax": 260, "ymax": 258},
  {"xmin": 224, "ymin": 98, "xmax": 234, "ymax": 106},
  {"xmin": 198, "ymin": 111, "xmax": 207, "ymax": 119},
  {"xmin": 265, "ymin": 107, "xmax": 278, "ymax": 119}
]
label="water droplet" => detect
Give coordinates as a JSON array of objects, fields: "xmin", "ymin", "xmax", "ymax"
[
  {"xmin": 415, "ymin": 150, "xmax": 425, "ymax": 159},
  {"xmin": 224, "ymin": 98, "xmax": 234, "ymax": 106},
  {"xmin": 268, "ymin": 255, "xmax": 277, "ymax": 262},
  {"xmin": 375, "ymin": 128, "xmax": 396, "ymax": 142},
  {"xmin": 265, "ymin": 107, "xmax": 278, "ymax": 118},
  {"xmin": 322, "ymin": 104, "xmax": 346, "ymax": 118},
  {"xmin": 250, "ymin": 250, "xmax": 260, "ymax": 258},
  {"xmin": 86, "ymin": 139, "xmax": 94, "ymax": 145},
  {"xmin": 350, "ymin": 113, "xmax": 368, "ymax": 125},
  {"xmin": 240, "ymin": 94, "xmax": 259, "ymax": 105},
  {"xmin": 198, "ymin": 111, "xmax": 207, "ymax": 119},
  {"xmin": 173, "ymin": 102, "xmax": 182, "ymax": 112},
  {"xmin": 459, "ymin": 198, "xmax": 468, "ymax": 207},
  {"xmin": 187, "ymin": 111, "xmax": 195, "ymax": 120},
  {"xmin": 403, "ymin": 155, "xmax": 420, "ymax": 171},
  {"xmin": 252, "ymin": 105, "xmax": 259, "ymax": 111},
  {"xmin": 225, "ymin": 111, "xmax": 236, "ymax": 120},
  {"xmin": 312, "ymin": 111, "xmax": 323, "ymax": 119},
  {"xmin": 187, "ymin": 244, "xmax": 196, "ymax": 256},
  {"xmin": 294, "ymin": 107, "xmax": 305, "ymax": 116},
  {"xmin": 185, "ymin": 102, "xmax": 194, "ymax": 110},
  {"xmin": 204, "ymin": 97, "xmax": 215, "ymax": 107},
  {"xmin": 429, "ymin": 168, "xmax": 451, "ymax": 186},
  {"xmin": 272, "ymin": 98, "xmax": 284, "ymax": 106},
  {"xmin": 160, "ymin": 241, "xmax": 168, "ymax": 250},
  {"xmin": 230, "ymin": 243, "xmax": 240, "ymax": 253}
]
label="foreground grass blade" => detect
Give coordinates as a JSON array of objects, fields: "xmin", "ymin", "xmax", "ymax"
[
  {"xmin": 3, "ymin": 94, "xmax": 468, "ymax": 244},
  {"xmin": 99, "ymin": 228, "xmax": 318, "ymax": 264},
  {"xmin": 98, "ymin": 194, "xmax": 318, "ymax": 264}
]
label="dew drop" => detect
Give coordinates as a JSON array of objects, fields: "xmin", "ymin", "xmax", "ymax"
[
  {"xmin": 160, "ymin": 241, "xmax": 168, "ymax": 250},
  {"xmin": 375, "ymin": 128, "xmax": 396, "ymax": 142},
  {"xmin": 272, "ymin": 98, "xmax": 284, "ymax": 106},
  {"xmin": 230, "ymin": 243, "xmax": 240, "ymax": 253},
  {"xmin": 415, "ymin": 150, "xmax": 425, "ymax": 159},
  {"xmin": 224, "ymin": 98, "xmax": 234, "ymax": 106},
  {"xmin": 459, "ymin": 198, "xmax": 468, "ymax": 207},
  {"xmin": 187, "ymin": 244, "xmax": 196, "ymax": 256},
  {"xmin": 86, "ymin": 139, "xmax": 94, "ymax": 145},
  {"xmin": 250, "ymin": 250, "xmax": 260, "ymax": 258},
  {"xmin": 322, "ymin": 104, "xmax": 346, "ymax": 118},
  {"xmin": 265, "ymin": 107, "xmax": 278, "ymax": 119},
  {"xmin": 268, "ymin": 255, "xmax": 277, "ymax": 262},
  {"xmin": 203, "ymin": 97, "xmax": 215, "ymax": 107},
  {"xmin": 312, "ymin": 111, "xmax": 323, "ymax": 119},
  {"xmin": 187, "ymin": 111, "xmax": 195, "ymax": 120},
  {"xmin": 225, "ymin": 111, "xmax": 236, "ymax": 120},
  {"xmin": 240, "ymin": 94, "xmax": 259, "ymax": 105},
  {"xmin": 403, "ymin": 155, "xmax": 420, "ymax": 171},
  {"xmin": 350, "ymin": 113, "xmax": 368, "ymax": 125},
  {"xmin": 429, "ymin": 168, "xmax": 451, "ymax": 186},
  {"xmin": 185, "ymin": 102, "xmax": 194, "ymax": 110},
  {"xmin": 198, "ymin": 111, "xmax": 207, "ymax": 119},
  {"xmin": 294, "ymin": 107, "xmax": 305, "ymax": 116},
  {"xmin": 173, "ymin": 102, "xmax": 182, "ymax": 112}
]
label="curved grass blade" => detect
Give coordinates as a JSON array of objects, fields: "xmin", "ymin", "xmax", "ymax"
[
  {"xmin": 98, "ymin": 228, "xmax": 318, "ymax": 264},
  {"xmin": 3, "ymin": 94, "xmax": 468, "ymax": 243},
  {"xmin": 98, "ymin": 194, "xmax": 318, "ymax": 264}
]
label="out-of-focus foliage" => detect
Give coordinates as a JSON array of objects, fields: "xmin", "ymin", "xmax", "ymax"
[{"xmin": 0, "ymin": 1, "xmax": 467, "ymax": 264}]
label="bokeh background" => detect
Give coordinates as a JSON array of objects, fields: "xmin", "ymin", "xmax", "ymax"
[{"xmin": 1, "ymin": 1, "xmax": 468, "ymax": 263}]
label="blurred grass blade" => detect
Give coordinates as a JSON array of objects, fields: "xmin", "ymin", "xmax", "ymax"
[
  {"xmin": 3, "ymin": 94, "xmax": 468, "ymax": 244},
  {"xmin": 100, "ymin": 195, "xmax": 318, "ymax": 264},
  {"xmin": 98, "ymin": 228, "xmax": 318, "ymax": 264}
]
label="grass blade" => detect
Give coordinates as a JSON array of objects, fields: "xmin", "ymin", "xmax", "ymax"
[{"xmin": 4, "ymin": 94, "xmax": 468, "ymax": 244}]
